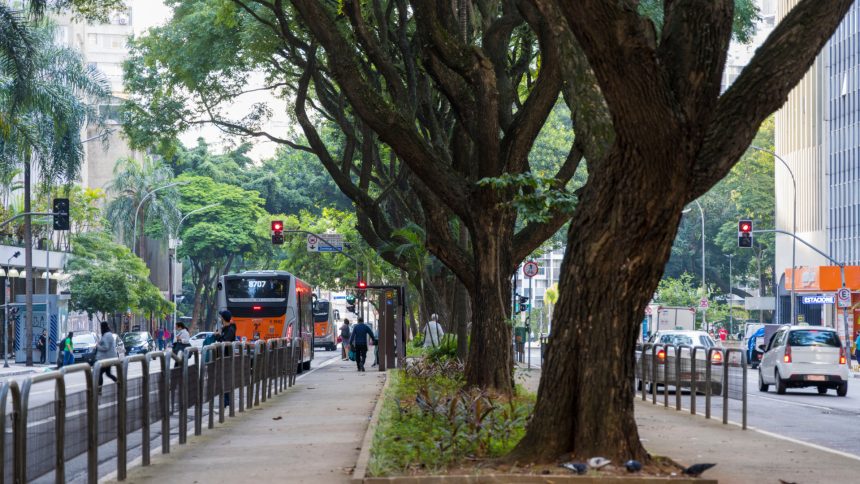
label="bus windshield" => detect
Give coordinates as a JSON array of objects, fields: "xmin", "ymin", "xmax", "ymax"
[
  {"xmin": 226, "ymin": 278, "xmax": 288, "ymax": 301},
  {"xmin": 313, "ymin": 301, "xmax": 330, "ymax": 322}
]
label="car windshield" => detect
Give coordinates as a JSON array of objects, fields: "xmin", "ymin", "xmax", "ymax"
[
  {"xmin": 72, "ymin": 334, "xmax": 95, "ymax": 345},
  {"xmin": 123, "ymin": 333, "xmax": 146, "ymax": 344},
  {"xmin": 788, "ymin": 330, "xmax": 840, "ymax": 347}
]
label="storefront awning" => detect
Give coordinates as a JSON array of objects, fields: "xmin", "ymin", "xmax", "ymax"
[{"xmin": 784, "ymin": 266, "xmax": 860, "ymax": 292}]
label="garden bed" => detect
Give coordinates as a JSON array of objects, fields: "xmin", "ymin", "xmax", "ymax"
[{"xmin": 363, "ymin": 358, "xmax": 714, "ymax": 482}]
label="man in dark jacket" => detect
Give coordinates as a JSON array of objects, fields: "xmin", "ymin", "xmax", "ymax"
[
  {"xmin": 216, "ymin": 310, "xmax": 237, "ymax": 406},
  {"xmin": 348, "ymin": 318, "xmax": 376, "ymax": 372},
  {"xmin": 37, "ymin": 330, "xmax": 47, "ymax": 364}
]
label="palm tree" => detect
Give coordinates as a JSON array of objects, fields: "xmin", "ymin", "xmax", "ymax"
[
  {"xmin": 0, "ymin": 6, "xmax": 111, "ymax": 365},
  {"xmin": 105, "ymin": 156, "xmax": 180, "ymax": 254}
]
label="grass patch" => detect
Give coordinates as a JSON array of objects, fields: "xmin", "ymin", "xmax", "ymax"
[{"xmin": 368, "ymin": 358, "xmax": 535, "ymax": 477}]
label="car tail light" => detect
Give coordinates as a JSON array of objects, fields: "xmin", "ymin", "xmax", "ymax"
[
  {"xmin": 657, "ymin": 349, "xmax": 666, "ymax": 363},
  {"xmin": 711, "ymin": 351, "xmax": 723, "ymax": 365},
  {"xmin": 839, "ymin": 346, "xmax": 846, "ymax": 365},
  {"xmin": 783, "ymin": 344, "xmax": 792, "ymax": 363}
]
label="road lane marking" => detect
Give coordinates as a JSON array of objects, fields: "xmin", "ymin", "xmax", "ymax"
[{"xmin": 749, "ymin": 393, "xmax": 838, "ymax": 412}]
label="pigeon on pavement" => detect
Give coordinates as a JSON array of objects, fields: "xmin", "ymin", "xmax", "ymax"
[
  {"xmin": 683, "ymin": 463, "xmax": 717, "ymax": 477},
  {"xmin": 624, "ymin": 460, "xmax": 642, "ymax": 472},
  {"xmin": 560, "ymin": 462, "xmax": 588, "ymax": 475},
  {"xmin": 587, "ymin": 457, "xmax": 611, "ymax": 469}
]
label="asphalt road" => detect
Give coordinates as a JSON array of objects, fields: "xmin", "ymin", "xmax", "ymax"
[{"xmin": 645, "ymin": 368, "xmax": 860, "ymax": 458}]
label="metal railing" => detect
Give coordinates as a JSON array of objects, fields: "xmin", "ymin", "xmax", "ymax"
[
  {"xmin": 0, "ymin": 337, "xmax": 302, "ymax": 483},
  {"xmin": 635, "ymin": 343, "xmax": 747, "ymax": 428}
]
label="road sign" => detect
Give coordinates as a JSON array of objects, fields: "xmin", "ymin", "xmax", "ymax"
[
  {"xmin": 523, "ymin": 261, "xmax": 539, "ymax": 278},
  {"xmin": 837, "ymin": 288, "xmax": 852, "ymax": 308},
  {"xmin": 307, "ymin": 233, "xmax": 344, "ymax": 252},
  {"xmin": 802, "ymin": 294, "xmax": 834, "ymax": 305},
  {"xmin": 699, "ymin": 298, "xmax": 709, "ymax": 309}
]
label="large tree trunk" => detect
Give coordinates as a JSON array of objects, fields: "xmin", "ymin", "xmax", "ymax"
[
  {"xmin": 464, "ymin": 225, "xmax": 514, "ymax": 393},
  {"xmin": 512, "ymin": 146, "xmax": 685, "ymax": 462}
]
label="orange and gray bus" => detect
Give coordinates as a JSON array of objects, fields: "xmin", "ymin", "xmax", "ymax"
[
  {"xmin": 313, "ymin": 299, "xmax": 337, "ymax": 351},
  {"xmin": 217, "ymin": 270, "xmax": 313, "ymax": 371}
]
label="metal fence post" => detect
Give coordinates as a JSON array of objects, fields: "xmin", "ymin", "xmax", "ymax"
[
  {"xmin": 254, "ymin": 340, "xmax": 264, "ymax": 405},
  {"xmin": 237, "ymin": 343, "xmax": 246, "ymax": 412},
  {"xmin": 663, "ymin": 345, "xmax": 671, "ymax": 407},
  {"xmin": 217, "ymin": 343, "xmax": 225, "ymax": 424},
  {"xmin": 741, "ymin": 349, "xmax": 748, "ymax": 429},
  {"xmin": 690, "ymin": 346, "xmax": 698, "ymax": 416},
  {"xmin": 121, "ymin": 355, "xmax": 150, "ymax": 467},
  {"xmin": 202, "ymin": 344, "xmax": 215, "ymax": 431},
  {"xmin": 0, "ymin": 381, "xmax": 21, "ymax": 483},
  {"xmin": 174, "ymin": 351, "xmax": 188, "ymax": 444},
  {"xmin": 640, "ymin": 344, "xmax": 650, "ymax": 401},
  {"xmin": 20, "ymin": 372, "xmax": 68, "ymax": 484},
  {"xmin": 151, "ymin": 350, "xmax": 170, "ymax": 455},
  {"xmin": 722, "ymin": 349, "xmax": 729, "ymax": 424},
  {"xmin": 705, "ymin": 347, "xmax": 720, "ymax": 420},
  {"xmin": 676, "ymin": 345, "xmax": 691, "ymax": 411},
  {"xmin": 185, "ymin": 347, "xmax": 202, "ymax": 437},
  {"xmin": 650, "ymin": 344, "xmax": 662, "ymax": 404}
]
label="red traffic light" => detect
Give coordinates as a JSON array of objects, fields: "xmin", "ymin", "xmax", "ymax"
[
  {"xmin": 738, "ymin": 220, "xmax": 752, "ymax": 233},
  {"xmin": 271, "ymin": 220, "xmax": 283, "ymax": 232},
  {"xmin": 357, "ymin": 280, "xmax": 367, "ymax": 289}
]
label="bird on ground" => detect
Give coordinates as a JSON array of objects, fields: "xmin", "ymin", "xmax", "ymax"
[
  {"xmin": 587, "ymin": 457, "xmax": 611, "ymax": 469},
  {"xmin": 560, "ymin": 462, "xmax": 588, "ymax": 475},
  {"xmin": 683, "ymin": 463, "xmax": 717, "ymax": 477},
  {"xmin": 624, "ymin": 460, "xmax": 642, "ymax": 472}
]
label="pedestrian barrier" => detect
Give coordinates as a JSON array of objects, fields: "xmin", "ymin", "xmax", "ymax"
[
  {"xmin": 635, "ymin": 343, "xmax": 747, "ymax": 429},
  {"xmin": 0, "ymin": 337, "xmax": 302, "ymax": 483}
]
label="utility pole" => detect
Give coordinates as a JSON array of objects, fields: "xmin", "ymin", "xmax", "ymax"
[{"xmin": 24, "ymin": 161, "xmax": 33, "ymax": 366}]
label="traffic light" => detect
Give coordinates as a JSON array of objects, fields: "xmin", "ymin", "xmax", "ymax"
[
  {"xmin": 53, "ymin": 198, "xmax": 69, "ymax": 230},
  {"xmin": 271, "ymin": 220, "xmax": 284, "ymax": 245},
  {"xmin": 345, "ymin": 295, "xmax": 356, "ymax": 314},
  {"xmin": 518, "ymin": 295, "xmax": 529, "ymax": 313},
  {"xmin": 356, "ymin": 271, "xmax": 367, "ymax": 290},
  {"xmin": 738, "ymin": 219, "xmax": 753, "ymax": 248}
]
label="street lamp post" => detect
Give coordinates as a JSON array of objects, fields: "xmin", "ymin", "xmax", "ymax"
[
  {"xmin": 683, "ymin": 199, "xmax": 707, "ymax": 330},
  {"xmin": 726, "ymin": 254, "xmax": 734, "ymax": 335},
  {"xmin": 132, "ymin": 181, "xmax": 188, "ymax": 257},
  {"xmin": 751, "ymin": 146, "xmax": 796, "ymax": 325},
  {"xmin": 170, "ymin": 203, "xmax": 220, "ymax": 332},
  {"xmin": 3, "ymin": 251, "xmax": 21, "ymax": 368}
]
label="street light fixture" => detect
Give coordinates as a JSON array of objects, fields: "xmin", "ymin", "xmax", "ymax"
[
  {"xmin": 750, "ymin": 145, "xmax": 796, "ymax": 325},
  {"xmin": 682, "ymin": 199, "xmax": 707, "ymax": 330},
  {"xmin": 132, "ymin": 181, "xmax": 189, "ymax": 256},
  {"xmin": 170, "ymin": 203, "xmax": 221, "ymax": 328}
]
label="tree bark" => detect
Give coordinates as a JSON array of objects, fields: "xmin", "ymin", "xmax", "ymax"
[{"xmin": 512, "ymin": 145, "xmax": 685, "ymax": 462}]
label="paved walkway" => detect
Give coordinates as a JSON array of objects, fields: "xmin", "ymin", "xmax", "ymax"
[
  {"xmin": 108, "ymin": 354, "xmax": 385, "ymax": 484},
  {"xmin": 517, "ymin": 366, "xmax": 859, "ymax": 484}
]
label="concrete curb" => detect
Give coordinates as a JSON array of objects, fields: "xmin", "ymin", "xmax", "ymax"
[
  {"xmin": 0, "ymin": 369, "xmax": 37, "ymax": 378},
  {"xmin": 360, "ymin": 476, "xmax": 715, "ymax": 483},
  {"xmin": 352, "ymin": 370, "xmax": 390, "ymax": 482}
]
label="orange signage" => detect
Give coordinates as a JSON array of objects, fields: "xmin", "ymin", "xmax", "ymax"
[{"xmin": 784, "ymin": 266, "xmax": 860, "ymax": 292}]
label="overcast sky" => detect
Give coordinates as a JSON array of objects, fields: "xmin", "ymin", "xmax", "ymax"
[{"xmin": 127, "ymin": 0, "xmax": 291, "ymax": 161}]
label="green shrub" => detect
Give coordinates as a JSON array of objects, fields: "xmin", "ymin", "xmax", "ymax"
[
  {"xmin": 426, "ymin": 334, "xmax": 458, "ymax": 361},
  {"xmin": 369, "ymin": 359, "xmax": 535, "ymax": 476}
]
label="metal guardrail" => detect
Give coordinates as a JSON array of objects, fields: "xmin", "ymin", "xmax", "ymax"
[
  {"xmin": 0, "ymin": 337, "xmax": 302, "ymax": 483},
  {"xmin": 635, "ymin": 343, "xmax": 747, "ymax": 429}
]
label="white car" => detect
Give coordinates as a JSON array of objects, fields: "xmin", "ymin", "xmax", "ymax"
[
  {"xmin": 758, "ymin": 325, "xmax": 850, "ymax": 396},
  {"xmin": 638, "ymin": 330, "xmax": 724, "ymax": 394},
  {"xmin": 190, "ymin": 332, "xmax": 214, "ymax": 349}
]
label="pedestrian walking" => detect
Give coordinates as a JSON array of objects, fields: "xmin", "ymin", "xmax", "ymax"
[
  {"xmin": 156, "ymin": 326, "xmax": 165, "ymax": 351},
  {"xmin": 854, "ymin": 332, "xmax": 860, "ymax": 366},
  {"xmin": 37, "ymin": 330, "xmax": 47, "ymax": 364},
  {"xmin": 173, "ymin": 322, "xmax": 191, "ymax": 367},
  {"xmin": 422, "ymin": 314, "xmax": 445, "ymax": 348},
  {"xmin": 96, "ymin": 322, "xmax": 118, "ymax": 389},
  {"xmin": 348, "ymin": 318, "xmax": 376, "ymax": 372},
  {"xmin": 339, "ymin": 319, "xmax": 351, "ymax": 360},
  {"xmin": 61, "ymin": 332, "xmax": 74, "ymax": 368},
  {"xmin": 215, "ymin": 310, "xmax": 237, "ymax": 406}
]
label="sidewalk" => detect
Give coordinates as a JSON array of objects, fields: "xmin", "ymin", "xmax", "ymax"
[
  {"xmin": 0, "ymin": 361, "xmax": 53, "ymax": 379},
  {"xmin": 107, "ymin": 354, "xmax": 385, "ymax": 484},
  {"xmin": 516, "ymin": 366, "xmax": 859, "ymax": 484}
]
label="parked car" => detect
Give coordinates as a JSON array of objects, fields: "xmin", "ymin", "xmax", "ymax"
[
  {"xmin": 114, "ymin": 333, "xmax": 126, "ymax": 359},
  {"xmin": 122, "ymin": 331, "xmax": 155, "ymax": 355},
  {"xmin": 70, "ymin": 331, "xmax": 99, "ymax": 364},
  {"xmin": 637, "ymin": 330, "xmax": 724, "ymax": 395},
  {"xmin": 190, "ymin": 332, "xmax": 214, "ymax": 349},
  {"xmin": 758, "ymin": 325, "xmax": 850, "ymax": 396}
]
